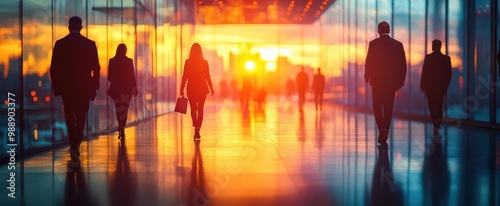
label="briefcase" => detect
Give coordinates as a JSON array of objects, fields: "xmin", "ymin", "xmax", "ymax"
[{"xmin": 174, "ymin": 96, "xmax": 188, "ymax": 114}]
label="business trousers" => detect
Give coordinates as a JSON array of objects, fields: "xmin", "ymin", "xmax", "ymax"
[
  {"xmin": 189, "ymin": 95, "xmax": 207, "ymax": 127},
  {"xmin": 298, "ymin": 89, "xmax": 306, "ymax": 110},
  {"xmin": 371, "ymin": 86, "xmax": 396, "ymax": 132},
  {"xmin": 314, "ymin": 91, "xmax": 324, "ymax": 110},
  {"xmin": 62, "ymin": 94, "xmax": 90, "ymax": 150},
  {"xmin": 427, "ymin": 94, "xmax": 444, "ymax": 128}
]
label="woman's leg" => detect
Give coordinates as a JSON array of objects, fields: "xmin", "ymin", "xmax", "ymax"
[
  {"xmin": 197, "ymin": 95, "xmax": 207, "ymax": 128},
  {"xmin": 114, "ymin": 94, "xmax": 131, "ymax": 138},
  {"xmin": 120, "ymin": 95, "xmax": 131, "ymax": 129},
  {"xmin": 189, "ymin": 97, "xmax": 199, "ymax": 127}
]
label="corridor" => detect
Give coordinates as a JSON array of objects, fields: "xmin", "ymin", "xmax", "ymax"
[{"xmin": 1, "ymin": 100, "xmax": 499, "ymax": 206}]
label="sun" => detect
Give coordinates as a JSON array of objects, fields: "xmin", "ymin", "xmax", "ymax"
[{"xmin": 245, "ymin": 60, "xmax": 256, "ymax": 71}]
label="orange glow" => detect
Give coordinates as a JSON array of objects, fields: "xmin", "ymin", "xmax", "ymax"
[
  {"xmin": 265, "ymin": 62, "xmax": 276, "ymax": 71},
  {"xmin": 30, "ymin": 91, "xmax": 36, "ymax": 96},
  {"xmin": 0, "ymin": 24, "xmax": 22, "ymax": 78},
  {"xmin": 357, "ymin": 87, "xmax": 366, "ymax": 95},
  {"xmin": 4, "ymin": 100, "xmax": 8, "ymax": 105},
  {"xmin": 45, "ymin": 96, "xmax": 50, "ymax": 102},
  {"xmin": 32, "ymin": 96, "xmax": 38, "ymax": 102},
  {"xmin": 0, "ymin": 16, "xmax": 468, "ymax": 83}
]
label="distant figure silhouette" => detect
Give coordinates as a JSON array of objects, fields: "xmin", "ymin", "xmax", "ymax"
[
  {"xmin": 240, "ymin": 74, "xmax": 254, "ymax": 108},
  {"xmin": 285, "ymin": 78, "xmax": 295, "ymax": 101},
  {"xmin": 296, "ymin": 66, "xmax": 309, "ymax": 111},
  {"xmin": 365, "ymin": 21, "xmax": 407, "ymax": 144},
  {"xmin": 180, "ymin": 43, "xmax": 214, "ymax": 141},
  {"xmin": 50, "ymin": 16, "xmax": 100, "ymax": 168},
  {"xmin": 107, "ymin": 44, "xmax": 138, "ymax": 140},
  {"xmin": 311, "ymin": 68, "xmax": 326, "ymax": 111},
  {"xmin": 420, "ymin": 40, "xmax": 451, "ymax": 135},
  {"xmin": 219, "ymin": 79, "xmax": 228, "ymax": 100},
  {"xmin": 254, "ymin": 87, "xmax": 267, "ymax": 108}
]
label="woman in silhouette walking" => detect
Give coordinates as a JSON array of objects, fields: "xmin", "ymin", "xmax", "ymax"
[
  {"xmin": 107, "ymin": 44, "xmax": 138, "ymax": 139},
  {"xmin": 180, "ymin": 43, "xmax": 214, "ymax": 140}
]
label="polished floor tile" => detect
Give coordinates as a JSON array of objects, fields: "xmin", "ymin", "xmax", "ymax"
[{"xmin": 1, "ymin": 100, "xmax": 499, "ymax": 206}]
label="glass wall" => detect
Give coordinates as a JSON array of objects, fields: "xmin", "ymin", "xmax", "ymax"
[
  {"xmin": 0, "ymin": 1, "xmax": 22, "ymax": 163},
  {"xmin": 0, "ymin": 0, "xmax": 191, "ymax": 163},
  {"xmin": 447, "ymin": 0, "xmax": 468, "ymax": 121},
  {"xmin": 497, "ymin": 0, "xmax": 500, "ymax": 123},
  {"xmin": 320, "ymin": 0, "xmax": 499, "ymax": 127},
  {"xmin": 470, "ymin": 0, "xmax": 491, "ymax": 122}
]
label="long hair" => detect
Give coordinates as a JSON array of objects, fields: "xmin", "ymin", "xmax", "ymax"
[
  {"xmin": 189, "ymin": 43, "xmax": 204, "ymax": 60},
  {"xmin": 115, "ymin": 43, "xmax": 127, "ymax": 57}
]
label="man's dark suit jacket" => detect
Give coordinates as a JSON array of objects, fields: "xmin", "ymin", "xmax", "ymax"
[
  {"xmin": 180, "ymin": 59, "xmax": 213, "ymax": 98},
  {"xmin": 365, "ymin": 35, "xmax": 407, "ymax": 91},
  {"xmin": 50, "ymin": 32, "xmax": 100, "ymax": 98},
  {"xmin": 420, "ymin": 51, "xmax": 452, "ymax": 97},
  {"xmin": 312, "ymin": 74, "xmax": 325, "ymax": 93},
  {"xmin": 108, "ymin": 56, "xmax": 137, "ymax": 99}
]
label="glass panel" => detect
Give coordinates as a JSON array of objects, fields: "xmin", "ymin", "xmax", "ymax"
[
  {"xmin": 377, "ymin": 0, "xmax": 391, "ymax": 23},
  {"xmin": 447, "ymin": 0, "xmax": 467, "ymax": 120},
  {"xmin": 347, "ymin": 0, "xmax": 356, "ymax": 105},
  {"xmin": 393, "ymin": 0, "xmax": 410, "ymax": 113},
  {"xmin": 409, "ymin": 0, "xmax": 426, "ymax": 115},
  {"xmin": 0, "ymin": 3, "xmax": 21, "ymax": 201},
  {"xmin": 365, "ymin": 0, "xmax": 377, "ymax": 108},
  {"xmin": 356, "ymin": 0, "xmax": 367, "ymax": 107},
  {"xmin": 471, "ymin": 0, "xmax": 491, "ymax": 122},
  {"xmin": 23, "ymin": 0, "xmax": 56, "ymax": 154},
  {"xmin": 496, "ymin": 2, "xmax": 500, "ymax": 123}
]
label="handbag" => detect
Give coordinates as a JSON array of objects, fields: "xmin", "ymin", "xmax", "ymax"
[{"xmin": 174, "ymin": 96, "xmax": 188, "ymax": 114}]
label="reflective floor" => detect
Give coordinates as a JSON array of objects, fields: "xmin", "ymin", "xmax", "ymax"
[{"xmin": 1, "ymin": 100, "xmax": 499, "ymax": 206}]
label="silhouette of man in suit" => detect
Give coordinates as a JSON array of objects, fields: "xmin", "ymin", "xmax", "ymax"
[
  {"xmin": 50, "ymin": 16, "xmax": 100, "ymax": 168},
  {"xmin": 296, "ymin": 66, "xmax": 309, "ymax": 112},
  {"xmin": 420, "ymin": 40, "xmax": 451, "ymax": 135},
  {"xmin": 365, "ymin": 21, "xmax": 407, "ymax": 143},
  {"xmin": 312, "ymin": 68, "xmax": 326, "ymax": 111}
]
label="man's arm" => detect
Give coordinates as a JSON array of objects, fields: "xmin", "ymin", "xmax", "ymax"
[
  {"xmin": 420, "ymin": 55, "xmax": 429, "ymax": 92},
  {"xmin": 445, "ymin": 56, "xmax": 452, "ymax": 89},
  {"xmin": 364, "ymin": 42, "xmax": 373, "ymax": 83},
  {"xmin": 397, "ymin": 43, "xmax": 407, "ymax": 89},
  {"xmin": 49, "ymin": 42, "xmax": 61, "ymax": 96},
  {"xmin": 91, "ymin": 42, "xmax": 100, "ymax": 91}
]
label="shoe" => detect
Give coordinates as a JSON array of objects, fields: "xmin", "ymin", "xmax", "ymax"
[
  {"xmin": 67, "ymin": 159, "xmax": 81, "ymax": 168},
  {"xmin": 69, "ymin": 148, "xmax": 80, "ymax": 162},
  {"xmin": 118, "ymin": 128, "xmax": 125, "ymax": 139},
  {"xmin": 433, "ymin": 128, "xmax": 439, "ymax": 135},
  {"xmin": 194, "ymin": 135, "xmax": 201, "ymax": 141},
  {"xmin": 377, "ymin": 129, "xmax": 388, "ymax": 143}
]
